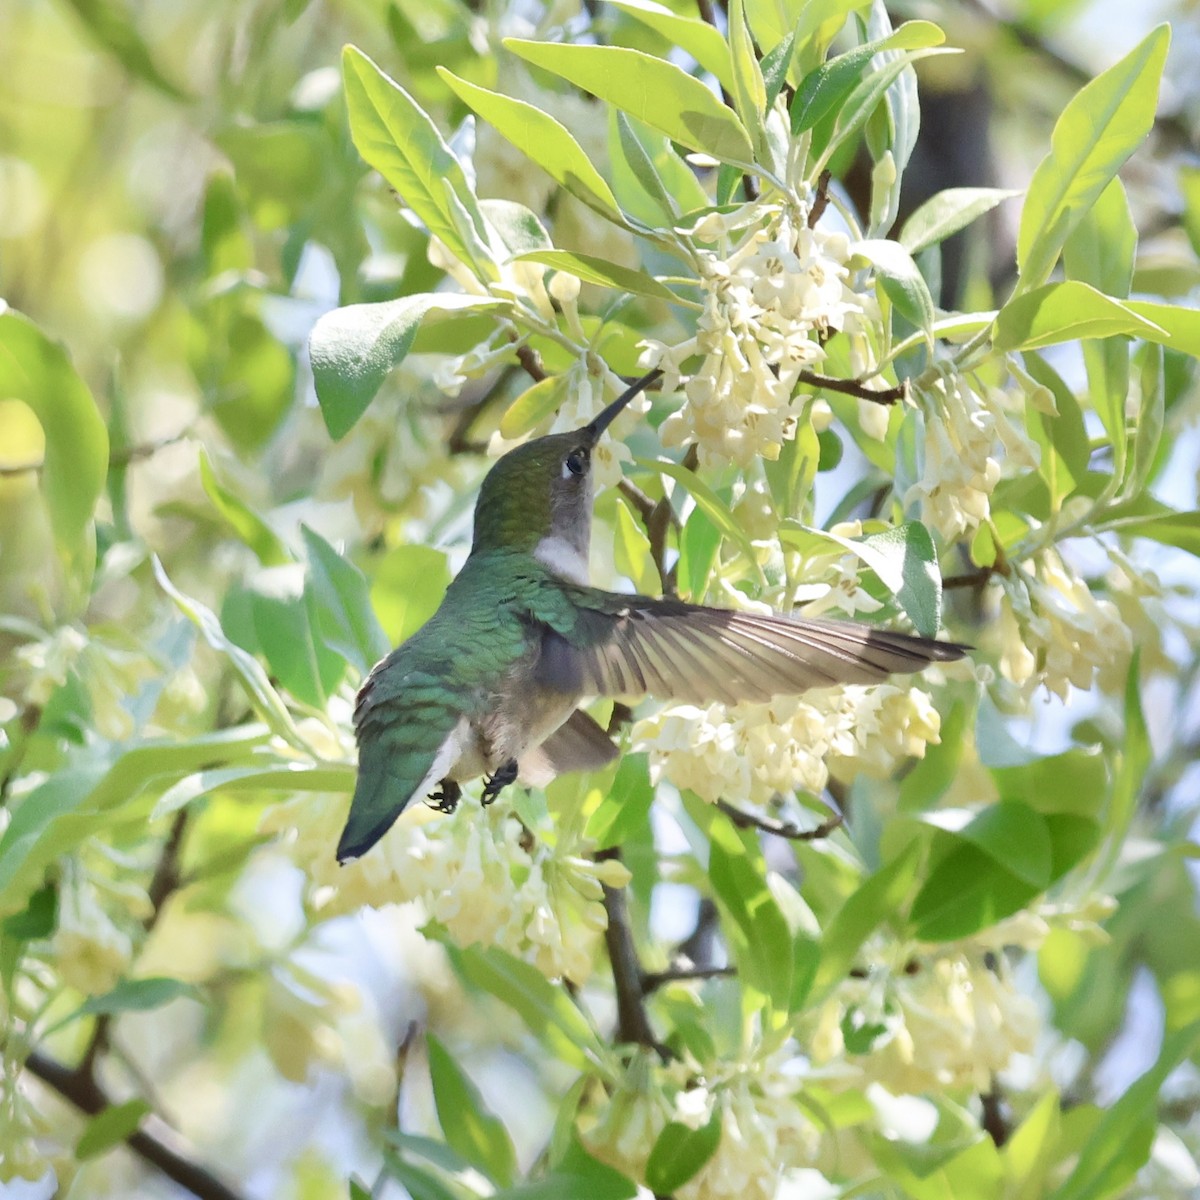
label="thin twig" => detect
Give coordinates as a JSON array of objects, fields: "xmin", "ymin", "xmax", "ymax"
[
  {"xmin": 515, "ymin": 343, "xmax": 547, "ymax": 383},
  {"xmin": 980, "ymin": 1082, "xmax": 1011, "ymax": 1147},
  {"xmin": 109, "ymin": 429, "xmax": 192, "ymax": 467},
  {"xmin": 717, "ymin": 798, "xmax": 843, "ymax": 841},
  {"xmin": 596, "ymin": 848, "xmax": 666, "ymax": 1055},
  {"xmin": 641, "ymin": 964, "xmax": 736, "ymax": 994},
  {"xmin": 796, "ymin": 369, "xmax": 906, "ymax": 406},
  {"xmin": 943, "ymin": 567, "xmax": 998, "ymax": 590},
  {"xmin": 808, "ymin": 170, "xmax": 832, "ymax": 228},
  {"xmin": 24, "ymin": 1049, "xmax": 246, "ymax": 1200}
]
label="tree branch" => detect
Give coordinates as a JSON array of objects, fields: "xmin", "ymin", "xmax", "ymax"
[
  {"xmin": 641, "ymin": 964, "xmax": 736, "ymax": 995},
  {"xmin": 716, "ymin": 798, "xmax": 843, "ymax": 841},
  {"xmin": 24, "ymin": 1048, "xmax": 246, "ymax": 1200},
  {"xmin": 796, "ymin": 369, "xmax": 906, "ymax": 406},
  {"xmin": 596, "ymin": 848, "xmax": 666, "ymax": 1055}
]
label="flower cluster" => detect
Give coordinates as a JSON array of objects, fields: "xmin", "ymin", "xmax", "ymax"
[
  {"xmin": 905, "ymin": 375, "xmax": 1038, "ymax": 544},
  {"xmin": 994, "ymin": 548, "xmax": 1133, "ymax": 701},
  {"xmin": 641, "ymin": 202, "xmax": 872, "ymax": 466},
  {"xmin": 49, "ymin": 869, "xmax": 136, "ymax": 995},
  {"xmin": 806, "ymin": 936, "xmax": 1040, "ymax": 1096},
  {"xmin": 262, "ymin": 793, "xmax": 627, "ymax": 983},
  {"xmin": 633, "ymin": 682, "xmax": 941, "ymax": 806},
  {"xmin": 583, "ymin": 1050, "xmax": 827, "ymax": 1200}
]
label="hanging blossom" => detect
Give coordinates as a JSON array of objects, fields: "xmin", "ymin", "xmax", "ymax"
[
  {"xmin": 261, "ymin": 789, "xmax": 627, "ymax": 984},
  {"xmin": 640, "ymin": 201, "xmax": 875, "ymax": 466},
  {"xmin": 633, "ymin": 682, "xmax": 942, "ymax": 807},
  {"xmin": 804, "ymin": 897, "xmax": 1112, "ymax": 1097},
  {"xmin": 993, "ymin": 547, "xmax": 1133, "ymax": 702},
  {"xmin": 583, "ymin": 1050, "xmax": 828, "ymax": 1200},
  {"xmin": 905, "ymin": 375, "xmax": 1038, "ymax": 544}
]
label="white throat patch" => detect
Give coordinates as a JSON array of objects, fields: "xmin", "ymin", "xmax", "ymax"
[{"xmin": 534, "ymin": 536, "xmax": 589, "ymax": 584}]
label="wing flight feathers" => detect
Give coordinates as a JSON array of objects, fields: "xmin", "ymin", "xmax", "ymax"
[{"xmin": 540, "ymin": 596, "xmax": 968, "ymax": 705}]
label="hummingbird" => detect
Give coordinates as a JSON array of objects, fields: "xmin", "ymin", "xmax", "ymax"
[{"xmin": 338, "ymin": 369, "xmax": 967, "ymax": 862}]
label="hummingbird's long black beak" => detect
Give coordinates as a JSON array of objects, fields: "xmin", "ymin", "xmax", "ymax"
[{"xmin": 582, "ymin": 368, "xmax": 663, "ymax": 443}]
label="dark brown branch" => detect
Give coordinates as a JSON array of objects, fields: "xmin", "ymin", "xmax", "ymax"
[
  {"xmin": 641, "ymin": 964, "xmax": 736, "ymax": 994},
  {"xmin": 109, "ymin": 430, "xmax": 191, "ymax": 467},
  {"xmin": 596, "ymin": 848, "xmax": 666, "ymax": 1055},
  {"xmin": 943, "ymin": 567, "xmax": 998, "ymax": 590},
  {"xmin": 808, "ymin": 170, "xmax": 832, "ymax": 228},
  {"xmin": 796, "ymin": 369, "xmax": 906, "ymax": 406},
  {"xmin": 717, "ymin": 798, "xmax": 843, "ymax": 841},
  {"xmin": 515, "ymin": 343, "xmax": 547, "ymax": 383},
  {"xmin": 23, "ymin": 1049, "xmax": 246, "ymax": 1200},
  {"xmin": 980, "ymin": 1082, "xmax": 1011, "ymax": 1147}
]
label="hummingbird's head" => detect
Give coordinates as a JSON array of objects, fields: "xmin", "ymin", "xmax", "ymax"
[{"xmin": 471, "ymin": 369, "xmax": 662, "ymax": 571}]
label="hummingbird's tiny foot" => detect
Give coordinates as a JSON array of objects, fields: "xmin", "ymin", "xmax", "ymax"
[
  {"xmin": 481, "ymin": 759, "xmax": 519, "ymax": 806},
  {"xmin": 427, "ymin": 778, "xmax": 462, "ymax": 814}
]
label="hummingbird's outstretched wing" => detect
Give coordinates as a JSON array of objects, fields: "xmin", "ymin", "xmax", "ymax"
[
  {"xmin": 339, "ymin": 665, "xmax": 469, "ymax": 863},
  {"xmin": 536, "ymin": 589, "xmax": 968, "ymax": 705}
]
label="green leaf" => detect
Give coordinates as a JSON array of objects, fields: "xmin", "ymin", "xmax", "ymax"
[
  {"xmin": 504, "ymin": 40, "xmax": 754, "ymax": 166},
  {"xmin": 587, "ymin": 753, "xmax": 654, "ymax": 850},
  {"xmin": 342, "ymin": 46, "xmax": 491, "ymax": 273},
  {"xmin": 251, "ymin": 587, "xmax": 342, "ymax": 707},
  {"xmin": 1049, "ymin": 1021, "xmax": 1200, "ymax": 1200},
  {"xmin": 898, "ymin": 187, "xmax": 1021, "ymax": 255},
  {"xmin": 898, "ymin": 702, "xmax": 970, "ymax": 812},
  {"xmin": 439, "ymin": 69, "xmax": 624, "ymax": 223},
  {"xmin": 635, "ymin": 458, "xmax": 764, "ymax": 583},
  {"xmin": 644, "ymin": 1115, "xmax": 722, "ymax": 1194},
  {"xmin": 76, "ymin": 1099, "xmax": 152, "ymax": 1160},
  {"xmin": 1016, "ymin": 25, "xmax": 1170, "ymax": 290},
  {"xmin": 152, "ymin": 762, "xmax": 354, "ymax": 819},
  {"xmin": 785, "ymin": 521, "xmax": 942, "ymax": 636},
  {"xmin": 481, "ymin": 199, "xmax": 553, "ymax": 258},
  {"xmin": 613, "ymin": 498, "xmax": 659, "ymax": 594},
  {"xmin": 0, "ymin": 310, "xmax": 109, "ymax": 600},
  {"xmin": 708, "ymin": 817, "xmax": 793, "ymax": 1014},
  {"xmin": 1122, "ymin": 299, "xmax": 1200, "ymax": 356},
  {"xmin": 760, "ymin": 29, "xmax": 797, "ymax": 109},
  {"xmin": 608, "ymin": 0, "xmax": 735, "ymax": 92},
  {"xmin": 0, "ymin": 728, "xmax": 273, "ymax": 914},
  {"xmin": 310, "ymin": 293, "xmax": 508, "ymax": 440},
  {"xmin": 1098, "ymin": 510, "xmax": 1200, "ymax": 557},
  {"xmin": 856, "ymin": 239, "xmax": 935, "ymax": 341},
  {"xmin": 370, "ymin": 543, "xmax": 451, "ymax": 645},
  {"xmin": 78, "ymin": 976, "xmax": 202, "ymax": 1017},
  {"xmin": 491, "ymin": 1139, "xmax": 637, "ymax": 1200},
  {"xmin": 922, "ymin": 802, "xmax": 1053, "ymax": 887},
  {"xmin": 382, "ymin": 1155, "xmax": 463, "ymax": 1200},
  {"xmin": 1019, "ymin": 353, "xmax": 1091, "ymax": 509},
  {"xmin": 2, "ymin": 883, "xmax": 58, "ymax": 940},
  {"xmin": 499, "ymin": 375, "xmax": 568, "ymax": 439},
  {"xmin": 991, "ymin": 749, "xmax": 1108, "ymax": 818},
  {"xmin": 994, "ymin": 282, "xmax": 1165, "ymax": 352},
  {"xmin": 61, "ymin": 0, "xmax": 187, "ymax": 99},
  {"xmin": 910, "ymin": 841, "xmax": 1041, "ymax": 942},
  {"xmin": 441, "ymin": 942, "xmax": 606, "ymax": 1073},
  {"xmin": 427, "ymin": 1034, "xmax": 517, "ymax": 1186},
  {"xmin": 512, "ymin": 250, "xmax": 680, "ymax": 303},
  {"xmin": 811, "ymin": 845, "xmax": 920, "ymax": 1001},
  {"xmin": 728, "ymin": 0, "xmax": 768, "ymax": 156},
  {"xmin": 198, "ymin": 450, "xmax": 289, "ymax": 567},
  {"xmin": 154, "ymin": 557, "xmax": 304, "ymax": 747},
  {"xmin": 302, "ymin": 526, "xmax": 390, "ymax": 677}
]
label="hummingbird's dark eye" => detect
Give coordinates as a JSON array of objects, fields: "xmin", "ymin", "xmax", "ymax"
[{"xmin": 564, "ymin": 447, "xmax": 589, "ymax": 478}]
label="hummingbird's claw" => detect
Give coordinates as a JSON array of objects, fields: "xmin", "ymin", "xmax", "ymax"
[
  {"xmin": 481, "ymin": 759, "xmax": 519, "ymax": 806},
  {"xmin": 427, "ymin": 779, "xmax": 462, "ymax": 814}
]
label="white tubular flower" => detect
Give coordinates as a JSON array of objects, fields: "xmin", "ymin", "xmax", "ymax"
[
  {"xmin": 642, "ymin": 204, "xmax": 872, "ymax": 466},
  {"xmin": 585, "ymin": 1050, "xmax": 825, "ymax": 1200},
  {"xmin": 994, "ymin": 549, "xmax": 1133, "ymax": 701},
  {"xmin": 634, "ymin": 682, "xmax": 940, "ymax": 807},
  {"xmin": 550, "ymin": 369, "xmax": 647, "ymax": 491},
  {"xmin": 905, "ymin": 377, "xmax": 1037, "ymax": 544},
  {"xmin": 262, "ymin": 795, "xmax": 620, "ymax": 984},
  {"xmin": 806, "ymin": 938, "xmax": 1040, "ymax": 1096}
]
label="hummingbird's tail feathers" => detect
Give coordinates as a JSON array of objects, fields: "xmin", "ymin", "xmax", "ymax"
[
  {"xmin": 539, "ymin": 592, "xmax": 969, "ymax": 706},
  {"xmin": 338, "ymin": 714, "xmax": 467, "ymax": 863},
  {"xmin": 520, "ymin": 708, "xmax": 619, "ymax": 786}
]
